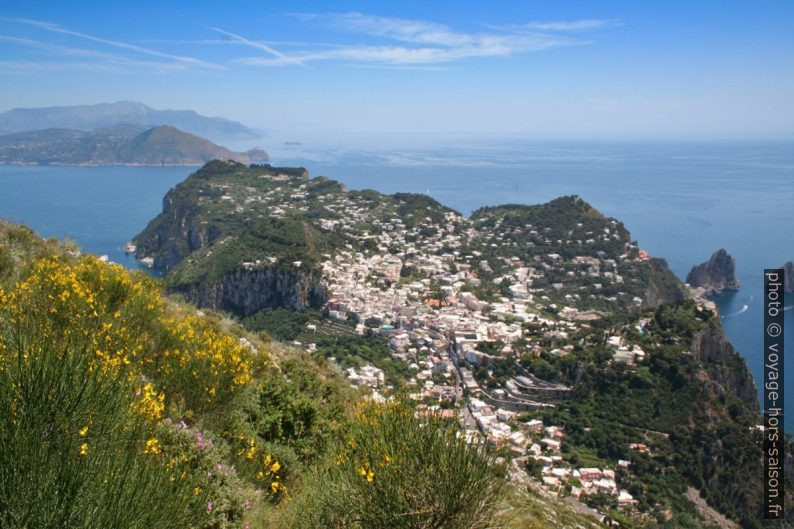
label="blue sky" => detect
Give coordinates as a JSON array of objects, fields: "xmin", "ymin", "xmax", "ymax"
[{"xmin": 1, "ymin": 0, "xmax": 793, "ymax": 139}]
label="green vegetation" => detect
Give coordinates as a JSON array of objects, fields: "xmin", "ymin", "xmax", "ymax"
[
  {"xmin": 470, "ymin": 196, "xmax": 628, "ymax": 262},
  {"xmin": 0, "ymin": 299, "xmax": 198, "ymax": 529},
  {"xmin": 1, "ymin": 222, "xmax": 555, "ymax": 529},
  {"xmin": 167, "ymin": 217, "xmax": 339, "ymax": 286},
  {"xmin": 314, "ymin": 332, "xmax": 411, "ymax": 388},
  {"xmin": 513, "ymin": 300, "xmax": 790, "ymax": 528},
  {"xmin": 243, "ymin": 307, "xmax": 322, "ymax": 341},
  {"xmin": 279, "ymin": 402, "xmax": 506, "ymax": 529}
]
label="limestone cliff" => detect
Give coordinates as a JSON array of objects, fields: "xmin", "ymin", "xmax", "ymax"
[
  {"xmin": 174, "ymin": 266, "xmax": 327, "ymax": 317},
  {"xmin": 690, "ymin": 318, "xmax": 759, "ymax": 413},
  {"xmin": 686, "ymin": 249, "xmax": 740, "ymax": 296},
  {"xmin": 134, "ymin": 186, "xmax": 218, "ymax": 270},
  {"xmin": 642, "ymin": 257, "xmax": 688, "ymax": 308}
]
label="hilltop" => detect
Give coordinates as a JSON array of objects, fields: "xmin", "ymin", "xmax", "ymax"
[
  {"xmin": 132, "ymin": 160, "xmax": 791, "ymax": 528},
  {"xmin": 0, "ymin": 101, "xmax": 258, "ymax": 142},
  {"xmin": 0, "ymin": 125, "xmax": 267, "ymax": 166}
]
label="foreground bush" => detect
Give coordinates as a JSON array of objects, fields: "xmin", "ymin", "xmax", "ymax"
[
  {"xmin": 280, "ymin": 403, "xmax": 506, "ymax": 529},
  {"xmin": 0, "ymin": 288, "xmax": 196, "ymax": 528},
  {"xmin": 0, "ymin": 256, "xmax": 268, "ymax": 528}
]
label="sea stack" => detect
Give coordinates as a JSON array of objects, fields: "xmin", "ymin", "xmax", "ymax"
[
  {"xmin": 686, "ymin": 249, "xmax": 740, "ymax": 296},
  {"xmin": 782, "ymin": 261, "xmax": 794, "ymax": 294}
]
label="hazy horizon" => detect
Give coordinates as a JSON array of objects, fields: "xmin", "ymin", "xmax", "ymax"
[{"xmin": 1, "ymin": 1, "xmax": 793, "ymax": 141}]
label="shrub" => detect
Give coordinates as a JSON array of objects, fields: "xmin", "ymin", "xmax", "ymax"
[
  {"xmin": 0, "ymin": 255, "xmax": 267, "ymax": 420},
  {"xmin": 280, "ymin": 403, "xmax": 506, "ymax": 529},
  {"xmin": 0, "ymin": 283, "xmax": 196, "ymax": 529}
]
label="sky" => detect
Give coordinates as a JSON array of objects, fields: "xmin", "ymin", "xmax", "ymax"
[{"xmin": 0, "ymin": 0, "xmax": 793, "ymax": 140}]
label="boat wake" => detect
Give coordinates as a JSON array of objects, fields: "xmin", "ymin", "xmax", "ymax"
[
  {"xmin": 785, "ymin": 305, "xmax": 794, "ymax": 312},
  {"xmin": 723, "ymin": 304, "xmax": 749, "ymax": 317}
]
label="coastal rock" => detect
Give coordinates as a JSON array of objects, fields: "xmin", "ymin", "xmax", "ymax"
[
  {"xmin": 686, "ymin": 249, "xmax": 739, "ymax": 296},
  {"xmin": 134, "ymin": 187, "xmax": 216, "ymax": 270},
  {"xmin": 690, "ymin": 318, "xmax": 759, "ymax": 412},
  {"xmin": 781, "ymin": 261, "xmax": 794, "ymax": 294}
]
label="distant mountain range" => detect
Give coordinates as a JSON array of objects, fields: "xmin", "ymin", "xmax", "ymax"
[
  {"xmin": 0, "ymin": 101, "xmax": 258, "ymax": 142},
  {"xmin": 0, "ymin": 125, "xmax": 269, "ymax": 166}
]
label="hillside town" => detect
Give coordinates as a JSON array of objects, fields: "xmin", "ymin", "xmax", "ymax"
[{"xmin": 285, "ymin": 193, "xmax": 664, "ymax": 520}]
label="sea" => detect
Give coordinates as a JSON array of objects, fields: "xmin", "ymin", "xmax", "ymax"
[{"xmin": 1, "ymin": 139, "xmax": 792, "ymax": 430}]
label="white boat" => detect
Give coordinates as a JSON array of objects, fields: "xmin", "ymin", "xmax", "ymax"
[{"xmin": 124, "ymin": 242, "xmax": 136, "ymax": 254}]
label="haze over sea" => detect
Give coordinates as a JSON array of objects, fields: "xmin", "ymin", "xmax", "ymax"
[{"xmin": 1, "ymin": 139, "xmax": 792, "ymax": 429}]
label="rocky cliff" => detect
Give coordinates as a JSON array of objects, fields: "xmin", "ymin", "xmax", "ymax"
[
  {"xmin": 690, "ymin": 318, "xmax": 759, "ymax": 413},
  {"xmin": 134, "ymin": 185, "xmax": 218, "ymax": 270},
  {"xmin": 174, "ymin": 266, "xmax": 327, "ymax": 316},
  {"xmin": 686, "ymin": 249, "xmax": 740, "ymax": 296},
  {"xmin": 642, "ymin": 257, "xmax": 688, "ymax": 308}
]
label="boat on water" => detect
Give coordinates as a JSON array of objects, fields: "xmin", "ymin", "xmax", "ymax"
[{"xmin": 124, "ymin": 242, "xmax": 136, "ymax": 254}]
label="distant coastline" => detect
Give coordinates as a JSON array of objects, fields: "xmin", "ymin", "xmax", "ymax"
[
  {"xmin": 0, "ymin": 161, "xmax": 217, "ymax": 167},
  {"xmin": 0, "ymin": 125, "xmax": 268, "ymax": 167}
]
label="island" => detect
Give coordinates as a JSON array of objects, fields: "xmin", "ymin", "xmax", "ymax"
[{"xmin": 130, "ymin": 160, "xmax": 784, "ymax": 528}]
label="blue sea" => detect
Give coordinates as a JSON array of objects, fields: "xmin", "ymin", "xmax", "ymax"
[{"xmin": 1, "ymin": 140, "xmax": 792, "ymax": 429}]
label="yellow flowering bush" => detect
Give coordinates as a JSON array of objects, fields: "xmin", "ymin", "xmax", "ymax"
[
  {"xmin": 0, "ymin": 231, "xmax": 356, "ymax": 529},
  {"xmin": 0, "ymin": 268, "xmax": 197, "ymax": 528},
  {"xmin": 280, "ymin": 402, "xmax": 506, "ymax": 529},
  {"xmin": 0, "ymin": 255, "xmax": 265, "ymax": 419},
  {"xmin": 0, "ymin": 256, "xmax": 160, "ymax": 377},
  {"xmin": 155, "ymin": 311, "xmax": 265, "ymax": 414},
  {"xmin": 233, "ymin": 436, "xmax": 289, "ymax": 499},
  {"xmin": 0, "ymin": 253, "xmax": 271, "ymax": 529}
]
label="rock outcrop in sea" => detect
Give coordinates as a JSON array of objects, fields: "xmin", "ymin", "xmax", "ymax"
[
  {"xmin": 781, "ymin": 261, "xmax": 794, "ymax": 294},
  {"xmin": 686, "ymin": 249, "xmax": 740, "ymax": 296}
]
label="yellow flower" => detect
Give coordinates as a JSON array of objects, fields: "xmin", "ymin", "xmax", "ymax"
[
  {"xmin": 143, "ymin": 437, "xmax": 161, "ymax": 455},
  {"xmin": 79, "ymin": 425, "xmax": 89, "ymax": 436},
  {"xmin": 358, "ymin": 463, "xmax": 374, "ymax": 482},
  {"xmin": 244, "ymin": 438, "xmax": 256, "ymax": 460},
  {"xmin": 79, "ymin": 443, "xmax": 88, "ymax": 456},
  {"xmin": 270, "ymin": 461, "xmax": 280, "ymax": 473},
  {"xmin": 271, "ymin": 481, "xmax": 280, "ymax": 493},
  {"xmin": 133, "ymin": 383, "xmax": 165, "ymax": 421},
  {"xmin": 193, "ymin": 487, "xmax": 202, "ymax": 495}
]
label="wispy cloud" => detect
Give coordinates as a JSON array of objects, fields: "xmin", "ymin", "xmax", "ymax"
[
  {"xmin": 234, "ymin": 12, "xmax": 613, "ymax": 67},
  {"xmin": 518, "ymin": 20, "xmax": 617, "ymax": 32},
  {"xmin": 0, "ymin": 35, "xmax": 193, "ymax": 72},
  {"xmin": 0, "ymin": 13, "xmax": 616, "ymax": 73},
  {"xmin": 211, "ymin": 27, "xmax": 310, "ymax": 68},
  {"xmin": 0, "ymin": 17, "xmax": 222, "ymax": 70}
]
